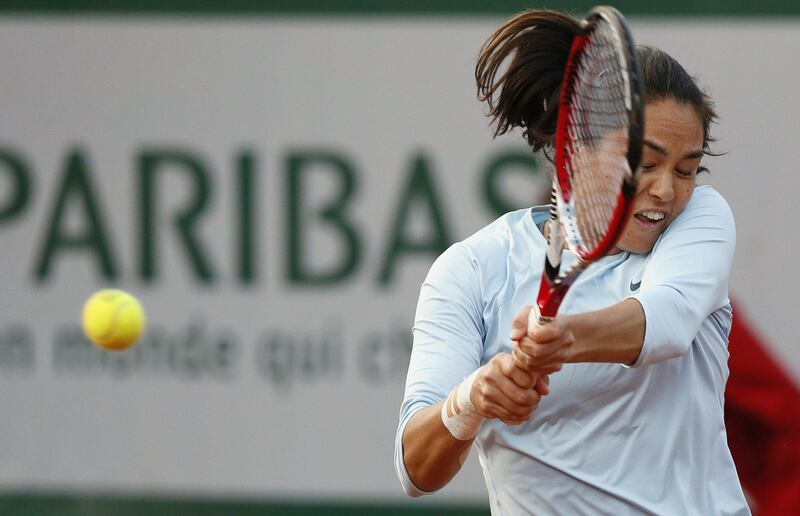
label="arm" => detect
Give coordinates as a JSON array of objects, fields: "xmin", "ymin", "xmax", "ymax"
[
  {"xmin": 510, "ymin": 298, "xmax": 644, "ymax": 372},
  {"xmin": 395, "ymin": 244, "xmax": 547, "ymax": 496},
  {"xmin": 512, "ymin": 187, "xmax": 735, "ymax": 369},
  {"xmin": 402, "ymin": 353, "xmax": 547, "ymax": 493},
  {"xmin": 565, "ymin": 298, "xmax": 644, "ymax": 364},
  {"xmin": 625, "ymin": 186, "xmax": 735, "ymax": 366},
  {"xmin": 401, "ymin": 402, "xmax": 474, "ymax": 494}
]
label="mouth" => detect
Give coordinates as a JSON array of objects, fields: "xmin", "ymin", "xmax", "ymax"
[{"xmin": 632, "ymin": 209, "xmax": 667, "ymax": 230}]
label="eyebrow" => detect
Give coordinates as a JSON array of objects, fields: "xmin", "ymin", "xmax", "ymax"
[{"xmin": 643, "ymin": 139, "xmax": 704, "ymax": 160}]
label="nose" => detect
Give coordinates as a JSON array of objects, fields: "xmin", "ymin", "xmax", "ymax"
[{"xmin": 647, "ymin": 168, "xmax": 675, "ymax": 202}]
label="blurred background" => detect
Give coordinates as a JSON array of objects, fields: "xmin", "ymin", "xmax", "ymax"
[{"xmin": 0, "ymin": 1, "xmax": 798, "ymax": 515}]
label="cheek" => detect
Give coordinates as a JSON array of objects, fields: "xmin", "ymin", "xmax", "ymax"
[
  {"xmin": 660, "ymin": 180, "xmax": 696, "ymax": 229},
  {"xmin": 674, "ymin": 179, "xmax": 696, "ymax": 210}
]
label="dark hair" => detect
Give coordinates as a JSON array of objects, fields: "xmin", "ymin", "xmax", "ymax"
[
  {"xmin": 636, "ymin": 45, "xmax": 718, "ymax": 171},
  {"xmin": 476, "ymin": 10, "xmax": 718, "ymax": 163}
]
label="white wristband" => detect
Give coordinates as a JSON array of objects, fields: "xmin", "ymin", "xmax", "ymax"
[{"xmin": 441, "ymin": 369, "xmax": 485, "ymax": 441}]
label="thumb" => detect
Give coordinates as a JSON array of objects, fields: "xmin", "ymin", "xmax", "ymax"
[
  {"xmin": 509, "ymin": 305, "xmax": 532, "ymax": 340},
  {"xmin": 527, "ymin": 304, "xmax": 552, "ymax": 341}
]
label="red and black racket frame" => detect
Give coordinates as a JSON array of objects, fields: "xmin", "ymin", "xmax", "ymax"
[{"xmin": 536, "ymin": 5, "xmax": 644, "ymax": 319}]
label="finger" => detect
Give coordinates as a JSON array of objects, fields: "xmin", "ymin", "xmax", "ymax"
[
  {"xmin": 499, "ymin": 416, "xmax": 531, "ymax": 426},
  {"xmin": 526, "ymin": 306, "xmax": 558, "ymax": 342},
  {"xmin": 527, "ymin": 312, "xmax": 572, "ymax": 343},
  {"xmin": 516, "ymin": 333, "xmax": 574, "ymax": 359},
  {"xmin": 513, "ymin": 341, "xmax": 565, "ymax": 369},
  {"xmin": 512, "ymin": 348, "xmax": 560, "ymax": 382},
  {"xmin": 534, "ymin": 376, "xmax": 550, "ymax": 396},
  {"xmin": 527, "ymin": 319, "xmax": 563, "ymax": 343},
  {"xmin": 499, "ymin": 353, "xmax": 538, "ymax": 388},
  {"xmin": 512, "ymin": 347, "xmax": 540, "ymax": 375},
  {"xmin": 482, "ymin": 400, "xmax": 533, "ymax": 423},
  {"xmin": 512, "ymin": 347, "xmax": 564, "ymax": 376},
  {"xmin": 480, "ymin": 375, "xmax": 542, "ymax": 416},
  {"xmin": 488, "ymin": 398, "xmax": 539, "ymax": 424},
  {"xmin": 509, "ymin": 304, "xmax": 533, "ymax": 341}
]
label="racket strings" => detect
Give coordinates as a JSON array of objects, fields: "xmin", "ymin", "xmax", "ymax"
[{"xmin": 560, "ymin": 20, "xmax": 632, "ymax": 256}]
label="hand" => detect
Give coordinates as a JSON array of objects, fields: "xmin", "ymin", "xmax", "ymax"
[
  {"xmin": 510, "ymin": 304, "xmax": 575, "ymax": 378},
  {"xmin": 470, "ymin": 353, "xmax": 550, "ymax": 426}
]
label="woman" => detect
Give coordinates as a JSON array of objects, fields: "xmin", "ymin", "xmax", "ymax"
[{"xmin": 394, "ymin": 9, "xmax": 750, "ymax": 515}]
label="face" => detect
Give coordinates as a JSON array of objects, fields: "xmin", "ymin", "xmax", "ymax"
[{"xmin": 611, "ymin": 98, "xmax": 705, "ymax": 255}]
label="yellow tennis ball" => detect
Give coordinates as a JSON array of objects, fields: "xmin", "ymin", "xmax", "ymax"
[{"xmin": 81, "ymin": 289, "xmax": 146, "ymax": 351}]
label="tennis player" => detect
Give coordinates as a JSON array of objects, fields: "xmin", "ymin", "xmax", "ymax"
[{"xmin": 395, "ymin": 10, "xmax": 750, "ymax": 515}]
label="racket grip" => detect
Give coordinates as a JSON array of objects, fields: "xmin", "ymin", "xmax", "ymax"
[
  {"xmin": 510, "ymin": 306, "xmax": 551, "ymax": 390},
  {"xmin": 531, "ymin": 304, "xmax": 555, "ymax": 326}
]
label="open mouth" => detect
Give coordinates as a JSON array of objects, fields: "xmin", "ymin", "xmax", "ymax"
[{"xmin": 633, "ymin": 210, "xmax": 666, "ymax": 228}]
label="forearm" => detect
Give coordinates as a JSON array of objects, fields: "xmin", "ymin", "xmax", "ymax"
[
  {"xmin": 564, "ymin": 298, "xmax": 645, "ymax": 365},
  {"xmin": 399, "ymin": 355, "xmax": 545, "ymax": 494},
  {"xmin": 402, "ymin": 403, "xmax": 474, "ymax": 493}
]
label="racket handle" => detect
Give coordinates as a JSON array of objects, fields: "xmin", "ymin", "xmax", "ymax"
[
  {"xmin": 511, "ymin": 306, "xmax": 551, "ymax": 391},
  {"xmin": 536, "ymin": 267, "xmax": 569, "ymax": 318},
  {"xmin": 532, "ymin": 305, "xmax": 555, "ymax": 326}
]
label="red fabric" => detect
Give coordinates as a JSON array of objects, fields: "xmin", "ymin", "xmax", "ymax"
[{"xmin": 725, "ymin": 304, "xmax": 800, "ymax": 515}]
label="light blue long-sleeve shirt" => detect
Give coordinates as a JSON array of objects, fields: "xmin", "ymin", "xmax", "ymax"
[{"xmin": 395, "ymin": 186, "xmax": 750, "ymax": 515}]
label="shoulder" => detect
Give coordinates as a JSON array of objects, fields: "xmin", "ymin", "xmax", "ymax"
[
  {"xmin": 646, "ymin": 185, "xmax": 736, "ymax": 273},
  {"xmin": 430, "ymin": 209, "xmax": 524, "ymax": 271},
  {"xmin": 426, "ymin": 207, "xmax": 545, "ymax": 298},
  {"xmin": 461, "ymin": 207, "xmax": 544, "ymax": 258},
  {"xmin": 689, "ymin": 185, "xmax": 732, "ymax": 214},
  {"xmin": 671, "ymin": 185, "xmax": 733, "ymax": 228},
  {"xmin": 659, "ymin": 185, "xmax": 735, "ymax": 242},
  {"xmin": 458, "ymin": 207, "xmax": 545, "ymax": 277}
]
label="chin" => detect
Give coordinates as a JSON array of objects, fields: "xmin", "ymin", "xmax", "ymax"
[
  {"xmin": 625, "ymin": 246, "xmax": 654, "ymax": 255},
  {"xmin": 616, "ymin": 236, "xmax": 658, "ymax": 255}
]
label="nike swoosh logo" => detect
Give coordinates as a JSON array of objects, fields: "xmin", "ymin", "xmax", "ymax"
[{"xmin": 630, "ymin": 280, "xmax": 641, "ymax": 291}]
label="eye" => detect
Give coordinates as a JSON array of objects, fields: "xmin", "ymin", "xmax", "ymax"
[
  {"xmin": 640, "ymin": 163, "xmax": 656, "ymax": 171},
  {"xmin": 675, "ymin": 169, "xmax": 695, "ymax": 178}
]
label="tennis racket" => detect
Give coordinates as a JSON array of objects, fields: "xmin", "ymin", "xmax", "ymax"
[{"xmin": 520, "ymin": 6, "xmax": 643, "ymax": 367}]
